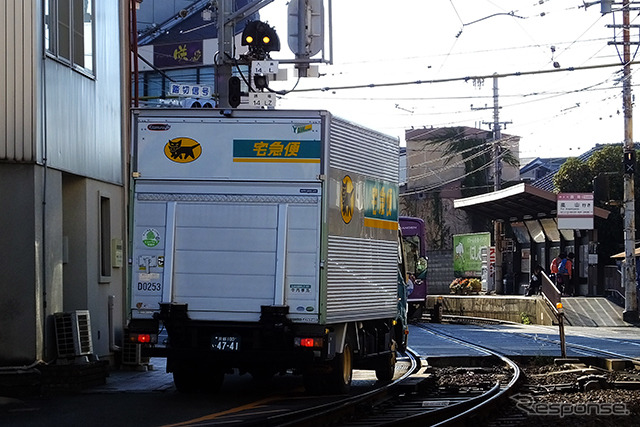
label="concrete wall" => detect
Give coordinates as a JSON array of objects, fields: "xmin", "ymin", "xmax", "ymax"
[
  {"xmin": 0, "ymin": 165, "xmax": 64, "ymax": 365},
  {"xmin": 427, "ymin": 249, "xmax": 455, "ymax": 295},
  {"xmin": 0, "ymin": 165, "xmax": 125, "ymax": 365},
  {"xmin": 428, "ymin": 295, "xmax": 557, "ymax": 325},
  {"xmin": 62, "ymin": 175, "xmax": 126, "ymax": 359}
]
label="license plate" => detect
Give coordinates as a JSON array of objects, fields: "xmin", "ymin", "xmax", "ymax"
[{"xmin": 211, "ymin": 335, "xmax": 240, "ymax": 351}]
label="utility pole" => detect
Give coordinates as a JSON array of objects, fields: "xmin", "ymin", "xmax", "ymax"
[
  {"xmin": 621, "ymin": 0, "xmax": 638, "ymax": 322},
  {"xmin": 585, "ymin": 0, "xmax": 638, "ymax": 320},
  {"xmin": 492, "ymin": 75, "xmax": 503, "ymax": 191},
  {"xmin": 473, "ymin": 74, "xmax": 511, "ymax": 293},
  {"xmin": 491, "ymin": 75, "xmax": 504, "ymax": 294},
  {"xmin": 477, "ymin": 75, "xmax": 511, "ymax": 191},
  {"xmin": 215, "ymin": 0, "xmax": 234, "ymax": 109}
]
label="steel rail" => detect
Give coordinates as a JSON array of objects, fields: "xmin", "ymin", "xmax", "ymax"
[
  {"xmin": 404, "ymin": 323, "xmax": 522, "ymax": 427},
  {"xmin": 439, "ymin": 315, "xmax": 640, "ymax": 363},
  {"xmin": 487, "ymin": 325, "xmax": 640, "ymax": 363},
  {"xmin": 315, "ymin": 324, "xmax": 522, "ymax": 426},
  {"xmin": 257, "ymin": 348, "xmax": 421, "ymax": 427}
]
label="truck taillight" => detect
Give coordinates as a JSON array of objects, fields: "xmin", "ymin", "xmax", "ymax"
[
  {"xmin": 294, "ymin": 337, "xmax": 324, "ymax": 348},
  {"xmin": 129, "ymin": 333, "xmax": 158, "ymax": 344}
]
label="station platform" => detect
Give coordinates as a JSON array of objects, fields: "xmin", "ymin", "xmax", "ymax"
[
  {"xmin": 428, "ymin": 294, "xmax": 635, "ymax": 327},
  {"xmin": 561, "ymin": 297, "xmax": 627, "ymax": 327}
]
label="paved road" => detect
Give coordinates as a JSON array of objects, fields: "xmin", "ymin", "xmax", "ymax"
[
  {"xmin": 1, "ymin": 323, "xmax": 638, "ymax": 426},
  {"xmin": 409, "ymin": 322, "xmax": 640, "ymax": 359}
]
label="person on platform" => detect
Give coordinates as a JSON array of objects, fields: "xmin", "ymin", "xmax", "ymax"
[
  {"xmin": 550, "ymin": 253, "xmax": 562, "ymax": 286},
  {"xmin": 558, "ymin": 253, "xmax": 574, "ymax": 296},
  {"xmin": 527, "ymin": 265, "xmax": 543, "ymax": 296}
]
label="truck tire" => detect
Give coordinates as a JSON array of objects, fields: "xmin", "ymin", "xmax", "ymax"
[
  {"xmin": 250, "ymin": 367, "xmax": 276, "ymax": 382},
  {"xmin": 375, "ymin": 350, "xmax": 397, "ymax": 382},
  {"xmin": 327, "ymin": 343, "xmax": 352, "ymax": 394},
  {"xmin": 173, "ymin": 368, "xmax": 198, "ymax": 393},
  {"xmin": 303, "ymin": 371, "xmax": 325, "ymax": 395},
  {"xmin": 173, "ymin": 367, "xmax": 224, "ymax": 393}
]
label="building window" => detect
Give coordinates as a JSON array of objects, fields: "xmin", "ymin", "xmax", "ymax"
[
  {"xmin": 100, "ymin": 195, "xmax": 111, "ymax": 281},
  {"xmin": 45, "ymin": 0, "xmax": 94, "ymax": 75}
]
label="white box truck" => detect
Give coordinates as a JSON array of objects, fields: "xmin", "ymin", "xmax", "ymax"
[{"xmin": 127, "ymin": 108, "xmax": 407, "ymax": 393}]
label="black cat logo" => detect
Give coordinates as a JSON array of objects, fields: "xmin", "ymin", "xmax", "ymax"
[
  {"xmin": 164, "ymin": 137, "xmax": 202, "ymax": 163},
  {"xmin": 341, "ymin": 175, "xmax": 354, "ymax": 224}
]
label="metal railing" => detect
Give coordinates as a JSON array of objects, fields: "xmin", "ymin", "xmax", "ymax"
[
  {"xmin": 541, "ymin": 272, "xmax": 561, "ymax": 310},
  {"xmin": 540, "ymin": 272, "xmax": 566, "ymax": 357},
  {"xmin": 604, "ymin": 265, "xmax": 625, "ymax": 305}
]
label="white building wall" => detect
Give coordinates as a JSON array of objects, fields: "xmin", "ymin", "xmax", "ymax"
[{"xmin": 0, "ymin": 0, "xmax": 126, "ymax": 365}]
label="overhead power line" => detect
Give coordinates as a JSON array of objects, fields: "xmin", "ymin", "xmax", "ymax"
[{"xmin": 291, "ymin": 61, "xmax": 640, "ymax": 93}]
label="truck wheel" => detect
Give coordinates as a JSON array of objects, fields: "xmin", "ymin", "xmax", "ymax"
[
  {"xmin": 173, "ymin": 367, "xmax": 224, "ymax": 393},
  {"xmin": 375, "ymin": 350, "xmax": 397, "ymax": 382},
  {"xmin": 203, "ymin": 368, "xmax": 225, "ymax": 392},
  {"xmin": 250, "ymin": 367, "xmax": 275, "ymax": 382},
  {"xmin": 303, "ymin": 371, "xmax": 326, "ymax": 395},
  {"xmin": 328, "ymin": 343, "xmax": 352, "ymax": 394},
  {"xmin": 173, "ymin": 368, "xmax": 199, "ymax": 393}
]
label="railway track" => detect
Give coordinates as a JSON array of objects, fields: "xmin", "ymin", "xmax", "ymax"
[
  {"xmin": 434, "ymin": 314, "xmax": 640, "ymax": 364},
  {"xmin": 162, "ymin": 317, "xmax": 637, "ymax": 426},
  {"xmin": 263, "ymin": 325, "xmax": 522, "ymax": 426}
]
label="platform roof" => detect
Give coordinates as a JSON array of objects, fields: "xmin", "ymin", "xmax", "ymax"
[{"xmin": 453, "ymin": 183, "xmax": 610, "ymax": 222}]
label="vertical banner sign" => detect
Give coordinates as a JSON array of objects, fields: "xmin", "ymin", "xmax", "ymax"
[
  {"xmin": 453, "ymin": 232, "xmax": 491, "ymax": 277},
  {"xmin": 363, "ymin": 179, "xmax": 398, "ymax": 230},
  {"xmin": 557, "ymin": 193, "xmax": 594, "ymax": 230}
]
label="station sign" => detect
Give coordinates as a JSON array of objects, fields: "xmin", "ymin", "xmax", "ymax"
[{"xmin": 557, "ymin": 193, "xmax": 594, "ymax": 230}]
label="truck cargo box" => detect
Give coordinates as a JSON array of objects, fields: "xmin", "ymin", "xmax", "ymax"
[{"xmin": 130, "ymin": 109, "xmax": 399, "ymax": 326}]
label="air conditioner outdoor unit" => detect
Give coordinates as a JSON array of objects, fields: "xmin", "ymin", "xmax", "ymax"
[
  {"xmin": 54, "ymin": 310, "xmax": 93, "ymax": 358},
  {"xmin": 122, "ymin": 329, "xmax": 150, "ymax": 366}
]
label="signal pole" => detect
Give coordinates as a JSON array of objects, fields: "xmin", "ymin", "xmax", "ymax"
[{"xmin": 604, "ymin": 0, "xmax": 638, "ymax": 321}]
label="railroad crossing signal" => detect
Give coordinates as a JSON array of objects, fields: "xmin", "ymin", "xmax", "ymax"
[
  {"xmin": 623, "ymin": 150, "xmax": 636, "ymax": 175},
  {"xmin": 242, "ymin": 20, "xmax": 280, "ymax": 60}
]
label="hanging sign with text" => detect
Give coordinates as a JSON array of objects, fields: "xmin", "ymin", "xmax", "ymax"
[{"xmin": 557, "ymin": 193, "xmax": 594, "ymax": 230}]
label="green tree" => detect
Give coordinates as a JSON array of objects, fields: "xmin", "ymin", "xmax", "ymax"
[
  {"xmin": 552, "ymin": 146, "xmax": 640, "ymax": 262},
  {"xmin": 426, "ymin": 127, "xmax": 519, "ymax": 198},
  {"xmin": 586, "ymin": 145, "xmax": 624, "ymax": 202},
  {"xmin": 552, "ymin": 157, "xmax": 592, "ymax": 193},
  {"xmin": 423, "ymin": 127, "xmax": 520, "ymax": 232}
]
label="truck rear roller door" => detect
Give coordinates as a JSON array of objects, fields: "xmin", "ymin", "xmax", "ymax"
[{"xmin": 168, "ymin": 191, "xmax": 321, "ymax": 322}]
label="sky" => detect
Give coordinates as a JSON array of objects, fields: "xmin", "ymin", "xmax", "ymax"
[{"xmin": 258, "ymin": 0, "xmax": 638, "ymax": 160}]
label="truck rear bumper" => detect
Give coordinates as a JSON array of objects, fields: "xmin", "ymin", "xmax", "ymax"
[{"xmin": 156, "ymin": 304, "xmax": 329, "ymax": 373}]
